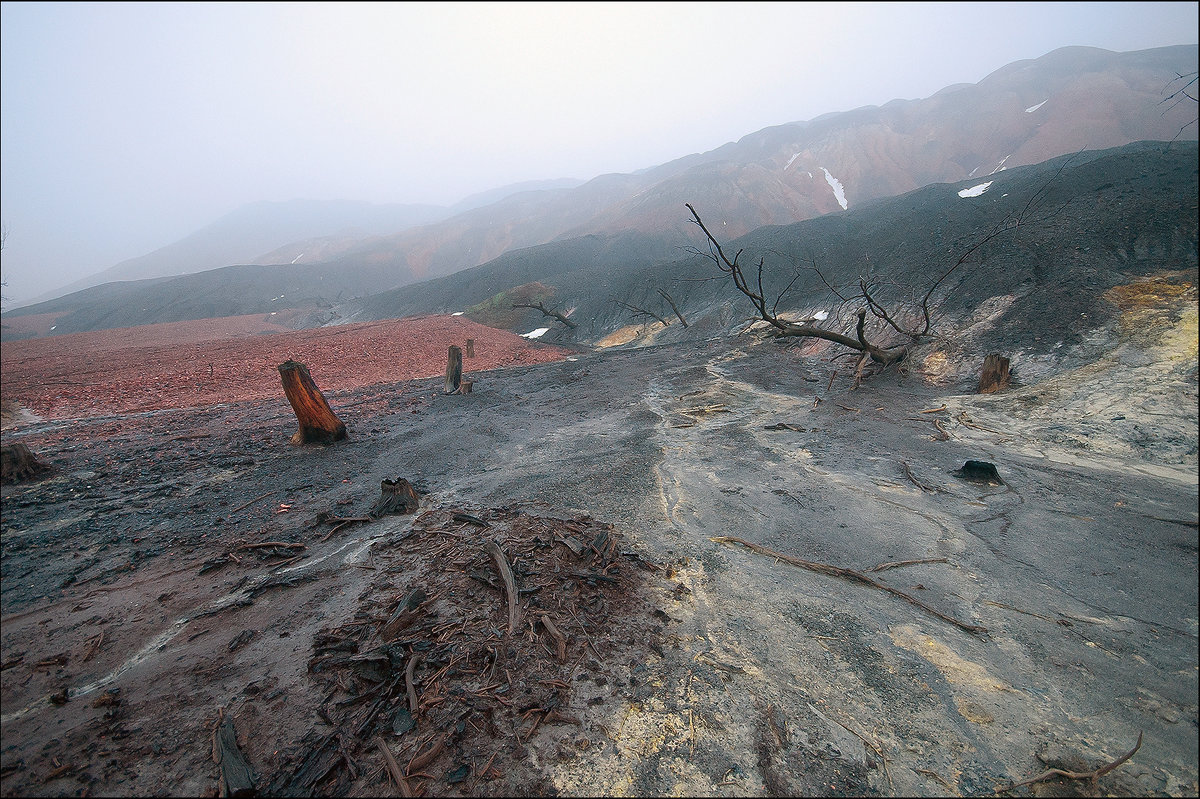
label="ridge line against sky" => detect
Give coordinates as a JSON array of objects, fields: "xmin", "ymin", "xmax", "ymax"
[{"xmin": 2, "ymin": 1, "xmax": 1197, "ymax": 305}]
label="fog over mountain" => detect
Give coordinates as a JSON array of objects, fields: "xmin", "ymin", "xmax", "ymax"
[
  {"xmin": 3, "ymin": 44, "xmax": 1195, "ymax": 341},
  {"xmin": 1, "ymin": 2, "xmax": 1196, "ymax": 306}
]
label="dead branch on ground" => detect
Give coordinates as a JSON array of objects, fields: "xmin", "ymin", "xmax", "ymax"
[
  {"xmin": 711, "ymin": 536, "xmax": 986, "ymax": 634},
  {"xmin": 994, "ymin": 732, "xmax": 1143, "ymax": 794}
]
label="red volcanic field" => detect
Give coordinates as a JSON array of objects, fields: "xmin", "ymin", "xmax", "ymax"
[{"xmin": 1, "ymin": 314, "xmax": 572, "ymax": 420}]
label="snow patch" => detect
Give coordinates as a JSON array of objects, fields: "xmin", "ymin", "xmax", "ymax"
[
  {"xmin": 451, "ymin": 311, "xmax": 464, "ymax": 316},
  {"xmin": 1025, "ymin": 99, "xmax": 1047, "ymax": 113},
  {"xmin": 820, "ymin": 168, "xmax": 849, "ymax": 210},
  {"xmin": 291, "ymin": 252, "xmax": 305, "ymax": 264},
  {"xmin": 958, "ymin": 181, "xmax": 993, "ymax": 198},
  {"xmin": 785, "ymin": 152, "xmax": 802, "ymax": 169},
  {"xmin": 989, "ymin": 155, "xmax": 1011, "ymax": 175},
  {"xmin": 521, "ymin": 327, "xmax": 550, "ymax": 339}
]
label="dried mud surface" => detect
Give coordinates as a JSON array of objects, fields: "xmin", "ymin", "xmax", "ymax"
[{"xmin": 1, "ymin": 310, "xmax": 1197, "ymax": 798}]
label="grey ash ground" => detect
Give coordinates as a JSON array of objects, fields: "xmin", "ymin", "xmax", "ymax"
[{"xmin": 1, "ymin": 315, "xmax": 1197, "ymax": 796}]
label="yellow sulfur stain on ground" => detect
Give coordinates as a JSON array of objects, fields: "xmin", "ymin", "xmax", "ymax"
[
  {"xmin": 890, "ymin": 624, "xmax": 1011, "ymax": 693},
  {"xmin": 595, "ymin": 321, "xmax": 668, "ymax": 348},
  {"xmin": 1102, "ymin": 273, "xmax": 1196, "ymax": 348}
]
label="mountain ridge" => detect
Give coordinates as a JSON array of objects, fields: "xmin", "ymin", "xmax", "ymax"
[{"xmin": 4, "ymin": 44, "xmax": 1195, "ymax": 337}]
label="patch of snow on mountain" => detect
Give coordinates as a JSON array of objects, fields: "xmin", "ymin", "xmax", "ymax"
[
  {"xmin": 958, "ymin": 181, "xmax": 993, "ymax": 198},
  {"xmin": 521, "ymin": 327, "xmax": 550, "ymax": 339},
  {"xmin": 785, "ymin": 152, "xmax": 802, "ymax": 169},
  {"xmin": 820, "ymin": 168, "xmax": 849, "ymax": 210},
  {"xmin": 1025, "ymin": 99, "xmax": 1047, "ymax": 113},
  {"xmin": 291, "ymin": 252, "xmax": 305, "ymax": 264},
  {"xmin": 451, "ymin": 312, "xmax": 464, "ymax": 316},
  {"xmin": 989, "ymin": 155, "xmax": 1011, "ymax": 175}
]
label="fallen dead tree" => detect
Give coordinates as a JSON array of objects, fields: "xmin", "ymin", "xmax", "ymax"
[{"xmin": 685, "ymin": 162, "xmax": 1072, "ymax": 386}]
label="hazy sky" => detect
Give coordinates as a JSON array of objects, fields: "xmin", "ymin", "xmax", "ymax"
[{"xmin": 2, "ymin": 1, "xmax": 1197, "ymax": 305}]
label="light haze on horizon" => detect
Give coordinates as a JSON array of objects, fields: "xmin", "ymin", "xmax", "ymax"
[{"xmin": 2, "ymin": 1, "xmax": 1197, "ymax": 306}]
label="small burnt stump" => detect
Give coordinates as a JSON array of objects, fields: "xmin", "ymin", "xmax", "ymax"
[
  {"xmin": 953, "ymin": 460, "xmax": 1004, "ymax": 485},
  {"xmin": 1, "ymin": 443, "xmax": 52, "ymax": 484},
  {"xmin": 369, "ymin": 478, "xmax": 421, "ymax": 518}
]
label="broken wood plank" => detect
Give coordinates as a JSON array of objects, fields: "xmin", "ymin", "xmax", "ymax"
[
  {"xmin": 212, "ymin": 712, "xmax": 256, "ymax": 798},
  {"xmin": 539, "ymin": 614, "xmax": 567, "ymax": 663},
  {"xmin": 487, "ymin": 539, "xmax": 520, "ymax": 635}
]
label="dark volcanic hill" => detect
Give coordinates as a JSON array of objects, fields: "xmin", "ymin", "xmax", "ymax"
[
  {"xmin": 341, "ymin": 140, "xmax": 1200, "ymax": 356},
  {"xmin": 3, "ymin": 44, "xmax": 1195, "ymax": 339}
]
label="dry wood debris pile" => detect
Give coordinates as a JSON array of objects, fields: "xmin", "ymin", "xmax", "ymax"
[{"xmin": 258, "ymin": 505, "xmax": 661, "ymax": 797}]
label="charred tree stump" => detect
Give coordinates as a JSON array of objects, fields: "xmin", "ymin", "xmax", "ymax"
[
  {"xmin": 212, "ymin": 713, "xmax": 256, "ymax": 798},
  {"xmin": 278, "ymin": 360, "xmax": 347, "ymax": 445},
  {"xmin": 445, "ymin": 345, "xmax": 463, "ymax": 394},
  {"xmin": 1, "ymin": 443, "xmax": 52, "ymax": 484},
  {"xmin": 465, "ymin": 338, "xmax": 475, "ymax": 358},
  {"xmin": 369, "ymin": 478, "xmax": 421, "ymax": 517},
  {"xmin": 979, "ymin": 353, "xmax": 1011, "ymax": 394}
]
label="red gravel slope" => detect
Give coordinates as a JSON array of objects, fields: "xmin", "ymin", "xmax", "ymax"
[{"xmin": 0, "ymin": 314, "xmax": 571, "ymax": 420}]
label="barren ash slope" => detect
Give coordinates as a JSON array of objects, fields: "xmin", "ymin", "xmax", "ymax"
[{"xmin": 1, "ymin": 60, "xmax": 1198, "ymax": 799}]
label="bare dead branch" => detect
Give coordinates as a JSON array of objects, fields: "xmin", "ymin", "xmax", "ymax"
[
  {"xmin": 512, "ymin": 301, "xmax": 577, "ymax": 329},
  {"xmin": 612, "ymin": 299, "xmax": 669, "ymax": 326},
  {"xmin": 994, "ymin": 732, "xmax": 1143, "ymax": 794},
  {"xmin": 657, "ymin": 288, "xmax": 689, "ymax": 327}
]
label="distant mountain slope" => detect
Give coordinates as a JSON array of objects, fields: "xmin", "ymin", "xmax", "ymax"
[
  {"xmin": 30, "ymin": 198, "xmax": 450, "ymax": 302},
  {"xmin": 269, "ymin": 45, "xmax": 1198, "ymax": 291}
]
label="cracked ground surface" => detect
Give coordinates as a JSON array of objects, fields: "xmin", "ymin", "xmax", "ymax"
[{"xmin": 1, "ymin": 326, "xmax": 1197, "ymax": 796}]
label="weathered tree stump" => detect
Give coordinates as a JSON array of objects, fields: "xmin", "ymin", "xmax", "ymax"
[
  {"xmin": 465, "ymin": 338, "xmax": 475, "ymax": 358},
  {"xmin": 978, "ymin": 353, "xmax": 1011, "ymax": 394},
  {"xmin": 278, "ymin": 360, "xmax": 347, "ymax": 445},
  {"xmin": 1, "ymin": 443, "xmax": 52, "ymax": 484},
  {"xmin": 368, "ymin": 477, "xmax": 421, "ymax": 517},
  {"xmin": 445, "ymin": 345, "xmax": 463, "ymax": 394}
]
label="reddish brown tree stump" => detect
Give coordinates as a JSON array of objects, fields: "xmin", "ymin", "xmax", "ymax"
[
  {"xmin": 278, "ymin": 360, "xmax": 347, "ymax": 445},
  {"xmin": 978, "ymin": 353, "xmax": 1011, "ymax": 394}
]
